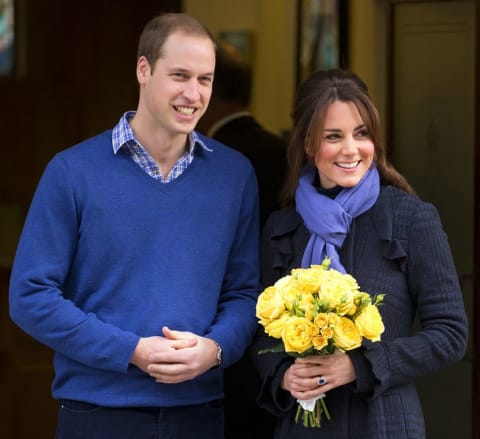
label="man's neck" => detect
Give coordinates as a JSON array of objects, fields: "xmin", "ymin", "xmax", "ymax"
[{"xmin": 129, "ymin": 113, "xmax": 190, "ymax": 177}]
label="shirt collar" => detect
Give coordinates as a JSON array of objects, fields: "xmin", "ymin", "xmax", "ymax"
[{"xmin": 112, "ymin": 111, "xmax": 212, "ymax": 154}]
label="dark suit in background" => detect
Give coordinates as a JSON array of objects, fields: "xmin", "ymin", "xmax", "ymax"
[{"xmin": 209, "ymin": 114, "xmax": 287, "ymax": 226}]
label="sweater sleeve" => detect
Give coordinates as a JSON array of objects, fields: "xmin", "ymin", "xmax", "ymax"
[
  {"xmin": 204, "ymin": 164, "xmax": 261, "ymax": 367},
  {"xmin": 9, "ymin": 156, "xmax": 139, "ymax": 373}
]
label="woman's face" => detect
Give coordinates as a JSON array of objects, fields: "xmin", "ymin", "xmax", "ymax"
[{"xmin": 312, "ymin": 100, "xmax": 375, "ymax": 189}]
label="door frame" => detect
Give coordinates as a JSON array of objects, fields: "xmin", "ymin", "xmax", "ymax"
[{"xmin": 474, "ymin": 2, "xmax": 480, "ymax": 438}]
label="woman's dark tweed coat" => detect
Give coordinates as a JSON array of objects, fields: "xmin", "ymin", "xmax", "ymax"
[{"xmin": 250, "ymin": 185, "xmax": 468, "ymax": 439}]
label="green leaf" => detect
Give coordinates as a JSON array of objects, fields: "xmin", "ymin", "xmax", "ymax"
[{"xmin": 258, "ymin": 343, "xmax": 285, "ymax": 355}]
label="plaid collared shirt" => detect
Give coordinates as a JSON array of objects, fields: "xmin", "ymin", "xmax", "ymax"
[{"xmin": 111, "ymin": 111, "xmax": 211, "ymax": 183}]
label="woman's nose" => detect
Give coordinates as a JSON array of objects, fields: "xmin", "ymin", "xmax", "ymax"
[{"xmin": 341, "ymin": 136, "xmax": 357, "ymax": 154}]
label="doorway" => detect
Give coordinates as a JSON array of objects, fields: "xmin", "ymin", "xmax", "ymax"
[{"xmin": 390, "ymin": 1, "xmax": 476, "ymax": 437}]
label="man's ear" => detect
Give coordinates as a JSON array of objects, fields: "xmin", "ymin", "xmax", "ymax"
[{"xmin": 136, "ymin": 56, "xmax": 152, "ymax": 85}]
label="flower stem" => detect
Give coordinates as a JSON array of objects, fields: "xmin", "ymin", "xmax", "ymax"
[
  {"xmin": 321, "ymin": 398, "xmax": 331, "ymax": 421},
  {"xmin": 315, "ymin": 399, "xmax": 321, "ymax": 427}
]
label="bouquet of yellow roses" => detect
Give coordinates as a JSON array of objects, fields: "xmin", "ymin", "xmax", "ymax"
[{"xmin": 256, "ymin": 257, "xmax": 385, "ymax": 428}]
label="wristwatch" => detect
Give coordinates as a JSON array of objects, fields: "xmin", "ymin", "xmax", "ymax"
[{"xmin": 213, "ymin": 340, "xmax": 223, "ymax": 368}]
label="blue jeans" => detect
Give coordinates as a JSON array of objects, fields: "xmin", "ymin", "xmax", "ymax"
[{"xmin": 55, "ymin": 399, "xmax": 224, "ymax": 439}]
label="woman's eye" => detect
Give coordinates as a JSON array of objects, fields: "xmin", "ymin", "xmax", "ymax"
[
  {"xmin": 356, "ymin": 130, "xmax": 369, "ymax": 138},
  {"xmin": 325, "ymin": 134, "xmax": 340, "ymax": 141}
]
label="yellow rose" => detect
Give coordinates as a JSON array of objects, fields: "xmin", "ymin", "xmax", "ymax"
[
  {"xmin": 354, "ymin": 304, "xmax": 385, "ymax": 342},
  {"xmin": 321, "ymin": 326, "xmax": 333, "ymax": 339},
  {"xmin": 282, "ymin": 316, "xmax": 318, "ymax": 354},
  {"xmin": 332, "ymin": 316, "xmax": 362, "ymax": 351},
  {"xmin": 256, "ymin": 286, "xmax": 285, "ymax": 323},
  {"xmin": 355, "ymin": 292, "xmax": 372, "ymax": 306},
  {"xmin": 327, "ymin": 312, "xmax": 340, "ymax": 326},
  {"xmin": 275, "ymin": 276, "xmax": 303, "ymax": 310},
  {"xmin": 347, "ymin": 303, "xmax": 358, "ymax": 316},
  {"xmin": 264, "ymin": 312, "xmax": 290, "ymax": 339},
  {"xmin": 335, "ymin": 297, "xmax": 356, "ymax": 316},
  {"xmin": 314, "ymin": 312, "xmax": 329, "ymax": 328},
  {"xmin": 273, "ymin": 274, "xmax": 295, "ymax": 291},
  {"xmin": 312, "ymin": 334, "xmax": 329, "ymax": 350},
  {"xmin": 291, "ymin": 266, "xmax": 327, "ymax": 294},
  {"xmin": 318, "ymin": 270, "xmax": 358, "ymax": 313}
]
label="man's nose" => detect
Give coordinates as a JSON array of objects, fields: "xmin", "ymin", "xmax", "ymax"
[{"xmin": 183, "ymin": 80, "xmax": 201, "ymax": 101}]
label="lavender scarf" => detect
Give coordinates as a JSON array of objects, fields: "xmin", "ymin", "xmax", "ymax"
[{"xmin": 295, "ymin": 164, "xmax": 380, "ymax": 273}]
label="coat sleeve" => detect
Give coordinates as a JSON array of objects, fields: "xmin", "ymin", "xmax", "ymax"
[{"xmin": 361, "ymin": 199, "xmax": 468, "ymax": 398}]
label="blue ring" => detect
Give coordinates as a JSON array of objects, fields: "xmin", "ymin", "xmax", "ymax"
[{"xmin": 318, "ymin": 376, "xmax": 327, "ymax": 386}]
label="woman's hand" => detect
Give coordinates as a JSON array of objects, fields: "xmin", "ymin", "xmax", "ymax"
[{"xmin": 281, "ymin": 350, "xmax": 356, "ymax": 400}]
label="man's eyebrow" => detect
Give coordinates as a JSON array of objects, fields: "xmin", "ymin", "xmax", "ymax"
[{"xmin": 168, "ymin": 67, "xmax": 214, "ymax": 77}]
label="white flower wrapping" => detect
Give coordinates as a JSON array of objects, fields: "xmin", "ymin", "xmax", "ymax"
[{"xmin": 298, "ymin": 394, "xmax": 325, "ymax": 412}]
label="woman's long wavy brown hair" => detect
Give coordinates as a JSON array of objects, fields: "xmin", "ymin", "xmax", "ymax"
[{"xmin": 280, "ymin": 69, "xmax": 414, "ymax": 207}]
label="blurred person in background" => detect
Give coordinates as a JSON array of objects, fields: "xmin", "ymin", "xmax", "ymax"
[{"xmin": 197, "ymin": 39, "xmax": 287, "ymax": 226}]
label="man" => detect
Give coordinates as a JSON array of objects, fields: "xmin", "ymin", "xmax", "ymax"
[
  {"xmin": 197, "ymin": 40, "xmax": 286, "ymax": 439},
  {"xmin": 197, "ymin": 40, "xmax": 287, "ymax": 226},
  {"xmin": 9, "ymin": 13, "xmax": 260, "ymax": 439}
]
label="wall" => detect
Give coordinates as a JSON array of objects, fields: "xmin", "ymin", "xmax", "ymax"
[
  {"xmin": 348, "ymin": 0, "xmax": 389, "ymax": 137},
  {"xmin": 185, "ymin": 0, "xmax": 387, "ymax": 138},
  {"xmin": 185, "ymin": 0, "xmax": 296, "ymax": 137}
]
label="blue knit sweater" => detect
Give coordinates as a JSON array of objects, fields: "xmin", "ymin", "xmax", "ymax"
[{"xmin": 9, "ymin": 130, "xmax": 260, "ymax": 407}]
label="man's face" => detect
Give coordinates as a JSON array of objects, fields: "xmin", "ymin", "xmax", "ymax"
[{"xmin": 137, "ymin": 31, "xmax": 215, "ymax": 138}]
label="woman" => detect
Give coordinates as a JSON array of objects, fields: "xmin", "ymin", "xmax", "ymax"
[{"xmin": 251, "ymin": 69, "xmax": 468, "ymax": 438}]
